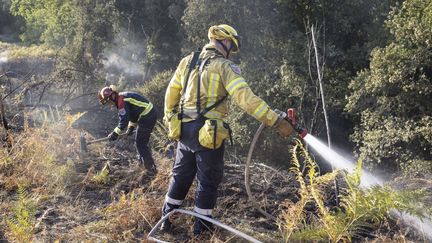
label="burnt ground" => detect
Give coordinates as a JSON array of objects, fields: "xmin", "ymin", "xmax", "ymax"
[
  {"xmin": 0, "ymin": 110, "xmax": 431, "ymax": 243},
  {"xmin": 27, "ymin": 148, "xmax": 299, "ymax": 242},
  {"xmin": 0, "ymin": 109, "xmax": 303, "ymax": 242}
]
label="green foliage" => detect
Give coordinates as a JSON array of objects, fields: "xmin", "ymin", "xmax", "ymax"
[
  {"xmin": 279, "ymin": 141, "xmax": 432, "ymax": 242},
  {"xmin": 7, "ymin": 185, "xmax": 37, "ymax": 242},
  {"xmin": 10, "ymin": 0, "xmax": 118, "ymax": 94},
  {"xmin": 0, "ymin": 0, "xmax": 22, "ymax": 41},
  {"xmin": 278, "ymin": 140, "xmax": 340, "ymax": 241},
  {"xmin": 136, "ymin": 70, "xmax": 177, "ymax": 153},
  {"xmin": 136, "ymin": 70, "xmax": 172, "ymax": 114},
  {"xmin": 342, "ymin": 161, "xmax": 432, "ymax": 224},
  {"xmin": 346, "ymin": 0, "xmax": 432, "ymax": 175},
  {"xmin": 114, "ymin": 0, "xmax": 184, "ymax": 78},
  {"xmin": 182, "ymin": 0, "xmax": 397, "ymax": 165},
  {"xmin": 92, "ymin": 163, "xmax": 111, "ymax": 185},
  {"xmin": 10, "ymin": 0, "xmax": 75, "ymax": 45}
]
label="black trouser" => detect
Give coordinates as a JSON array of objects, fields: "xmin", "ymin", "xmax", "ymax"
[
  {"xmin": 163, "ymin": 119, "xmax": 224, "ymax": 217},
  {"xmin": 135, "ymin": 109, "xmax": 157, "ymax": 166}
]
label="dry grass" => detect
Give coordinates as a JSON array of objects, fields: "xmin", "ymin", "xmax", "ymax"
[
  {"xmin": 1, "ymin": 113, "xmax": 430, "ymax": 242},
  {"xmin": 0, "ymin": 42, "xmax": 56, "ymax": 61},
  {"xmin": 0, "ymin": 123, "xmax": 79, "ymax": 193},
  {"xmin": 65, "ymin": 190, "xmax": 162, "ymax": 242}
]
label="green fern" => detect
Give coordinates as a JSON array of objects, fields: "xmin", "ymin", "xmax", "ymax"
[
  {"xmin": 7, "ymin": 185, "xmax": 37, "ymax": 242},
  {"xmin": 280, "ymin": 140, "xmax": 339, "ymax": 241},
  {"xmin": 341, "ymin": 161, "xmax": 431, "ymax": 225},
  {"xmin": 92, "ymin": 163, "xmax": 111, "ymax": 185},
  {"xmin": 279, "ymin": 141, "xmax": 432, "ymax": 243}
]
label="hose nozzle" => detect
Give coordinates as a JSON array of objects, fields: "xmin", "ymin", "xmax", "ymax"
[{"xmin": 286, "ymin": 108, "xmax": 308, "ymax": 138}]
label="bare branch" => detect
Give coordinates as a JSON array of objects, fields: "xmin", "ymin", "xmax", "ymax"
[{"xmin": 311, "ymin": 25, "xmax": 331, "ymax": 148}]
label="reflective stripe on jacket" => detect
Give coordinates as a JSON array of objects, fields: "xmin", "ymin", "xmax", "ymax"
[
  {"xmin": 165, "ymin": 43, "xmax": 279, "ymax": 126},
  {"xmin": 114, "ymin": 92, "xmax": 154, "ymax": 134}
]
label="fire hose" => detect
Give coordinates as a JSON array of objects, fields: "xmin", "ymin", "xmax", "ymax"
[
  {"xmin": 244, "ymin": 108, "xmax": 308, "ymax": 220},
  {"xmin": 148, "ymin": 209, "xmax": 262, "ymax": 243}
]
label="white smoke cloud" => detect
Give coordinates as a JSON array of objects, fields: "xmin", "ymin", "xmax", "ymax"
[
  {"xmin": 0, "ymin": 51, "xmax": 8, "ymax": 64},
  {"xmin": 102, "ymin": 29, "xmax": 147, "ymax": 84},
  {"xmin": 103, "ymin": 52, "xmax": 143, "ymax": 77}
]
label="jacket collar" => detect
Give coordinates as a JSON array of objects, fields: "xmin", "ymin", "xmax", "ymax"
[{"xmin": 202, "ymin": 43, "xmax": 225, "ymax": 59}]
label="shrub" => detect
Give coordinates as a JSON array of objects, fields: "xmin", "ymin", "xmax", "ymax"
[
  {"xmin": 136, "ymin": 70, "xmax": 173, "ymax": 115},
  {"xmin": 346, "ymin": 0, "xmax": 432, "ymax": 175},
  {"xmin": 136, "ymin": 70, "xmax": 176, "ymax": 154},
  {"xmin": 279, "ymin": 140, "xmax": 432, "ymax": 242},
  {"xmin": 6, "ymin": 185, "xmax": 37, "ymax": 242},
  {"xmin": 0, "ymin": 118, "xmax": 78, "ymax": 193}
]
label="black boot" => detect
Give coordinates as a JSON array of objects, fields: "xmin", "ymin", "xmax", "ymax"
[
  {"xmin": 160, "ymin": 218, "xmax": 172, "ymax": 232},
  {"xmin": 140, "ymin": 156, "xmax": 157, "ymax": 174},
  {"xmin": 160, "ymin": 202, "xmax": 179, "ymax": 232},
  {"xmin": 193, "ymin": 216, "xmax": 214, "ymax": 235}
]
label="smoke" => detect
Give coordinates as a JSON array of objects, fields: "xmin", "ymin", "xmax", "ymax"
[
  {"xmin": 103, "ymin": 52, "xmax": 143, "ymax": 77},
  {"xmin": 0, "ymin": 51, "xmax": 8, "ymax": 65},
  {"xmin": 102, "ymin": 29, "xmax": 147, "ymax": 84}
]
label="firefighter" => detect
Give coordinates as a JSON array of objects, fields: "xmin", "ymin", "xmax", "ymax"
[
  {"xmin": 98, "ymin": 85, "xmax": 157, "ymax": 173},
  {"xmin": 161, "ymin": 24, "xmax": 294, "ymax": 234}
]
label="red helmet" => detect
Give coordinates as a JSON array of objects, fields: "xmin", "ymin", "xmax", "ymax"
[{"xmin": 98, "ymin": 85, "xmax": 118, "ymax": 104}]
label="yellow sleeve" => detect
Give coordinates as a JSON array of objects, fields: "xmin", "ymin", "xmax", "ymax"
[
  {"xmin": 164, "ymin": 57, "xmax": 187, "ymax": 119},
  {"xmin": 222, "ymin": 62, "xmax": 279, "ymax": 127}
]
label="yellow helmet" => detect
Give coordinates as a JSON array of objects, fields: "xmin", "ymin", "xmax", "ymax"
[{"xmin": 208, "ymin": 24, "xmax": 241, "ymax": 52}]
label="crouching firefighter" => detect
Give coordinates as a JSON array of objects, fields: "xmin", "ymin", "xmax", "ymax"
[
  {"xmin": 98, "ymin": 85, "xmax": 157, "ymax": 173},
  {"xmin": 160, "ymin": 24, "xmax": 294, "ymax": 235}
]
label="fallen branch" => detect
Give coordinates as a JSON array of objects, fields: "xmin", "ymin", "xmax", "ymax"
[{"xmin": 35, "ymin": 207, "xmax": 55, "ymax": 229}]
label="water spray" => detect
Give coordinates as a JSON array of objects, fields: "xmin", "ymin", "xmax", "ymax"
[
  {"xmin": 303, "ymin": 134, "xmax": 432, "ymax": 240},
  {"xmin": 245, "ymin": 107, "xmax": 432, "ymax": 240}
]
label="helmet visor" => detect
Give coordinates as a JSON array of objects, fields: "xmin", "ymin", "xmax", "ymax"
[
  {"xmin": 98, "ymin": 92, "xmax": 108, "ymax": 105},
  {"xmin": 100, "ymin": 99, "xmax": 108, "ymax": 105},
  {"xmin": 233, "ymin": 35, "xmax": 241, "ymax": 52}
]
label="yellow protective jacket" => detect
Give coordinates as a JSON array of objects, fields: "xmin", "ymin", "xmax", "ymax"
[{"xmin": 165, "ymin": 43, "xmax": 279, "ymax": 126}]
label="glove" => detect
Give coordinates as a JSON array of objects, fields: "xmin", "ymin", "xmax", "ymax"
[
  {"xmin": 126, "ymin": 126, "xmax": 135, "ymax": 136},
  {"xmin": 274, "ymin": 117, "xmax": 294, "ymax": 137},
  {"xmin": 108, "ymin": 132, "xmax": 119, "ymax": 141}
]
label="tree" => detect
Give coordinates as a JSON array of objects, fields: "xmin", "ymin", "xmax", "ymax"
[
  {"xmin": 10, "ymin": 0, "xmax": 118, "ymax": 97},
  {"xmin": 346, "ymin": 0, "xmax": 432, "ymax": 175},
  {"xmin": 275, "ymin": 0, "xmax": 397, "ymax": 142},
  {"xmin": 0, "ymin": 0, "xmax": 22, "ymax": 41},
  {"xmin": 114, "ymin": 0, "xmax": 184, "ymax": 80},
  {"xmin": 182, "ymin": 0, "xmax": 396, "ymax": 166}
]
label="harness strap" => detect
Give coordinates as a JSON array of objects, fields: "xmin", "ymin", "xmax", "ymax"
[
  {"xmin": 213, "ymin": 120, "xmax": 217, "ymax": 149},
  {"xmin": 181, "ymin": 51, "xmax": 227, "ymax": 120},
  {"xmin": 180, "ymin": 50, "xmax": 201, "ymax": 119},
  {"xmin": 197, "ymin": 57, "xmax": 210, "ymax": 114},
  {"xmin": 200, "ymin": 95, "xmax": 227, "ymax": 116}
]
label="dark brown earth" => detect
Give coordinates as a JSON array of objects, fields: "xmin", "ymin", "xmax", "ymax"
[{"xmin": 1, "ymin": 110, "xmax": 431, "ymax": 242}]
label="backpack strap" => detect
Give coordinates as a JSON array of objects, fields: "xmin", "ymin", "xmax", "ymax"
[
  {"xmin": 179, "ymin": 50, "xmax": 200, "ymax": 119},
  {"xmin": 199, "ymin": 95, "xmax": 227, "ymax": 116},
  {"xmin": 196, "ymin": 57, "xmax": 211, "ymax": 114},
  {"xmin": 197, "ymin": 56, "xmax": 228, "ymax": 118}
]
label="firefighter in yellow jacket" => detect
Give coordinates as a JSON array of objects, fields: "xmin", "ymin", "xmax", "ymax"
[{"xmin": 161, "ymin": 24, "xmax": 294, "ymax": 234}]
